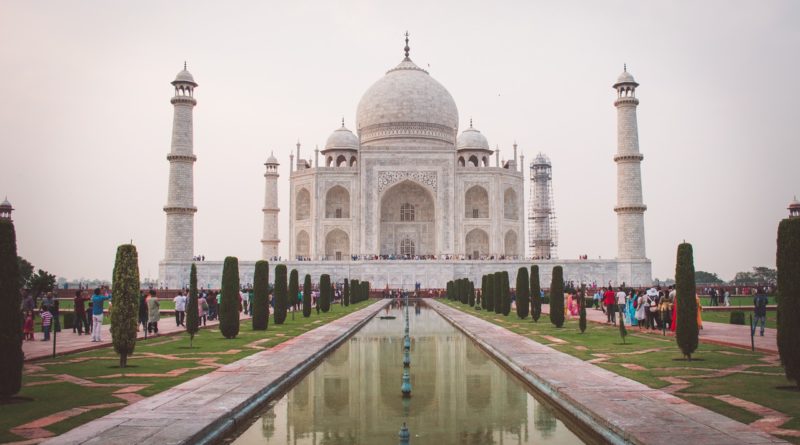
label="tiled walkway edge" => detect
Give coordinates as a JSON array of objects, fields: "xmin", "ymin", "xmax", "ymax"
[
  {"xmin": 429, "ymin": 301, "xmax": 786, "ymax": 445},
  {"xmin": 42, "ymin": 300, "xmax": 389, "ymax": 445}
]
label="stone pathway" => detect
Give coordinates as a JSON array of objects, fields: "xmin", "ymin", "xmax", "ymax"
[
  {"xmin": 37, "ymin": 300, "xmax": 387, "ymax": 445},
  {"xmin": 431, "ymin": 300, "xmax": 787, "ymax": 444},
  {"xmin": 542, "ymin": 303, "xmax": 778, "ymax": 353}
]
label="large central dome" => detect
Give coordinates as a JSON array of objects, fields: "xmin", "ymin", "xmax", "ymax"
[{"xmin": 356, "ymin": 56, "xmax": 459, "ymax": 145}]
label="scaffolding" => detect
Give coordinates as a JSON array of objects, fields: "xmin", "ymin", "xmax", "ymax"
[{"xmin": 528, "ymin": 153, "xmax": 558, "ymax": 259}]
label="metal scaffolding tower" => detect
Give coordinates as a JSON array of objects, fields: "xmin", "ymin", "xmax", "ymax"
[{"xmin": 528, "ymin": 153, "xmax": 558, "ymax": 259}]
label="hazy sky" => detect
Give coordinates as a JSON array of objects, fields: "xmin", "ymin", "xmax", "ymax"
[{"xmin": 1, "ymin": 1, "xmax": 798, "ymax": 283}]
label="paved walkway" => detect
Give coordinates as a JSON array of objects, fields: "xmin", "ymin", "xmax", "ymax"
[
  {"xmin": 542, "ymin": 304, "xmax": 779, "ymax": 353},
  {"xmin": 23, "ymin": 313, "xmax": 251, "ymax": 362},
  {"xmin": 430, "ymin": 300, "xmax": 787, "ymax": 445},
  {"xmin": 39, "ymin": 300, "xmax": 388, "ymax": 445}
]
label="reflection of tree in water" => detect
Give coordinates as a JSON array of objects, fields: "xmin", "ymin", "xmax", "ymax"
[
  {"xmin": 260, "ymin": 408, "xmax": 276, "ymax": 439},
  {"xmin": 534, "ymin": 403, "xmax": 557, "ymax": 438},
  {"xmin": 319, "ymin": 431, "xmax": 356, "ymax": 445},
  {"xmin": 460, "ymin": 426, "xmax": 497, "ymax": 445}
]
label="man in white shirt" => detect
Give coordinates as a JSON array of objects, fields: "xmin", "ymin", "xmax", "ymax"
[
  {"xmin": 616, "ymin": 288, "xmax": 627, "ymax": 326},
  {"xmin": 173, "ymin": 291, "xmax": 187, "ymax": 327}
]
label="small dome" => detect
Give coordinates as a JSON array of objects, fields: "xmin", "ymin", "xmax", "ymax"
[
  {"xmin": 172, "ymin": 64, "xmax": 197, "ymax": 86},
  {"xmin": 457, "ymin": 124, "xmax": 490, "ymax": 151},
  {"xmin": 532, "ymin": 153, "xmax": 551, "ymax": 166},
  {"xmin": 0, "ymin": 197, "xmax": 11, "ymax": 209},
  {"xmin": 266, "ymin": 152, "xmax": 279, "ymax": 165},
  {"xmin": 789, "ymin": 196, "xmax": 800, "ymax": 209},
  {"xmin": 324, "ymin": 124, "xmax": 359, "ymax": 151},
  {"xmin": 613, "ymin": 66, "xmax": 638, "ymax": 88}
]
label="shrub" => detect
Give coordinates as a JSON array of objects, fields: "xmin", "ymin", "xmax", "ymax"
[
  {"xmin": 675, "ymin": 243, "xmax": 699, "ymax": 360},
  {"xmin": 501, "ymin": 272, "xmax": 511, "ymax": 316},
  {"xmin": 485, "ymin": 274, "xmax": 494, "ymax": 312},
  {"xmin": 729, "ymin": 311, "xmax": 746, "ymax": 325},
  {"xmin": 63, "ymin": 312, "xmax": 75, "ymax": 329},
  {"xmin": 468, "ymin": 280, "xmax": 475, "ymax": 307},
  {"xmin": 219, "ymin": 257, "xmax": 241, "ymax": 339},
  {"xmin": 549, "ymin": 266, "xmax": 564, "ymax": 328},
  {"xmin": 0, "ymin": 219, "xmax": 22, "ymax": 398},
  {"xmin": 186, "ymin": 263, "xmax": 200, "ymax": 344},
  {"xmin": 252, "ymin": 261, "xmax": 269, "ymax": 330},
  {"xmin": 531, "ymin": 265, "xmax": 541, "ymax": 322},
  {"xmin": 618, "ymin": 302, "xmax": 628, "ymax": 343},
  {"xmin": 320, "ymin": 274, "xmax": 331, "ymax": 312},
  {"xmin": 303, "ymin": 274, "xmax": 312, "ymax": 317},
  {"xmin": 516, "ymin": 267, "xmax": 529, "ymax": 319},
  {"xmin": 579, "ymin": 285, "xmax": 587, "ymax": 334},
  {"xmin": 777, "ymin": 217, "xmax": 800, "ymax": 388},
  {"xmin": 351, "ymin": 279, "xmax": 360, "ymax": 303},
  {"xmin": 111, "ymin": 244, "xmax": 140, "ymax": 367},
  {"xmin": 343, "ymin": 279, "xmax": 350, "ymax": 307},
  {"xmin": 289, "ymin": 269, "xmax": 299, "ymax": 315},
  {"xmin": 273, "ymin": 265, "xmax": 287, "ymax": 324},
  {"xmin": 493, "ymin": 272, "xmax": 502, "ymax": 314}
]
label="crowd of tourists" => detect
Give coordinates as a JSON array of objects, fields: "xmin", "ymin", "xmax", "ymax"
[{"xmin": 297, "ymin": 254, "xmax": 526, "ymax": 261}]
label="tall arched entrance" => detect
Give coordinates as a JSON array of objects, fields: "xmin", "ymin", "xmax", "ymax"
[{"xmin": 379, "ymin": 180, "xmax": 435, "ymax": 257}]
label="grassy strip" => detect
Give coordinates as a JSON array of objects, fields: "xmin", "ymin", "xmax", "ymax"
[
  {"xmin": 0, "ymin": 300, "xmax": 374, "ymax": 443},
  {"xmin": 441, "ymin": 299, "xmax": 799, "ymax": 443},
  {"xmin": 701, "ymin": 311, "xmax": 777, "ymax": 330}
]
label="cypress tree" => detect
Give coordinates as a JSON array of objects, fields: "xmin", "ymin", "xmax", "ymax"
[
  {"xmin": 494, "ymin": 272, "xmax": 502, "ymax": 314},
  {"xmin": 320, "ymin": 274, "xmax": 331, "ymax": 312},
  {"xmin": 501, "ymin": 271, "xmax": 511, "ymax": 316},
  {"xmin": 485, "ymin": 274, "xmax": 494, "ymax": 312},
  {"xmin": 186, "ymin": 263, "xmax": 200, "ymax": 344},
  {"xmin": 273, "ymin": 265, "xmax": 287, "ymax": 324},
  {"xmin": 675, "ymin": 242, "xmax": 699, "ymax": 359},
  {"xmin": 364, "ymin": 281, "xmax": 370, "ymax": 301},
  {"xmin": 468, "ymin": 280, "xmax": 476, "ymax": 307},
  {"xmin": 252, "ymin": 261, "xmax": 269, "ymax": 330},
  {"xmin": 777, "ymin": 217, "xmax": 800, "ymax": 388},
  {"xmin": 351, "ymin": 279, "xmax": 360, "ymax": 303},
  {"xmin": 111, "ymin": 244, "xmax": 139, "ymax": 368},
  {"xmin": 343, "ymin": 278, "xmax": 350, "ymax": 307},
  {"xmin": 549, "ymin": 266, "xmax": 565, "ymax": 328},
  {"xmin": 516, "ymin": 267, "xmax": 530, "ymax": 319},
  {"xmin": 303, "ymin": 274, "xmax": 312, "ymax": 317},
  {"xmin": 289, "ymin": 269, "xmax": 299, "ymax": 316},
  {"xmin": 0, "ymin": 219, "xmax": 22, "ymax": 397},
  {"xmin": 219, "ymin": 256, "xmax": 240, "ymax": 339},
  {"xmin": 579, "ymin": 284, "xmax": 587, "ymax": 334},
  {"xmin": 460, "ymin": 279, "xmax": 468, "ymax": 304},
  {"xmin": 618, "ymin": 300, "xmax": 628, "ymax": 343},
  {"xmin": 531, "ymin": 265, "xmax": 542, "ymax": 322}
]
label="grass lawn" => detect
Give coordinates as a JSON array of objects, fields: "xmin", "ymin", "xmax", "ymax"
[
  {"xmin": 441, "ymin": 299, "xmax": 799, "ymax": 444},
  {"xmin": 701, "ymin": 310, "xmax": 777, "ymax": 330},
  {"xmin": 697, "ymin": 295, "xmax": 776, "ymax": 308},
  {"xmin": 0, "ymin": 300, "xmax": 375, "ymax": 444},
  {"xmin": 54, "ymin": 299, "xmax": 177, "ymax": 310}
]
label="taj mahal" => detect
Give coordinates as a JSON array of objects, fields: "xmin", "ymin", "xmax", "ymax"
[{"xmin": 159, "ymin": 37, "xmax": 651, "ymax": 290}]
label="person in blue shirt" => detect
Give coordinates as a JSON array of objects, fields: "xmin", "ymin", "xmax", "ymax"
[{"xmin": 90, "ymin": 287, "xmax": 112, "ymax": 342}]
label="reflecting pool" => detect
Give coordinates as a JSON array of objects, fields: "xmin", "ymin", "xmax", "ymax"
[{"xmin": 231, "ymin": 302, "xmax": 586, "ymax": 444}]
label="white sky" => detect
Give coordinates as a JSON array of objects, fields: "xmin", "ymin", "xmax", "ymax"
[{"xmin": 1, "ymin": 0, "xmax": 797, "ymax": 283}]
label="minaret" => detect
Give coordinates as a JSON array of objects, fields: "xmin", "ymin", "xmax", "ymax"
[
  {"xmin": 262, "ymin": 152, "xmax": 280, "ymax": 259},
  {"xmin": 163, "ymin": 63, "xmax": 198, "ymax": 261},
  {"xmin": 613, "ymin": 65, "xmax": 647, "ymax": 259},
  {"xmin": 0, "ymin": 197, "xmax": 14, "ymax": 221}
]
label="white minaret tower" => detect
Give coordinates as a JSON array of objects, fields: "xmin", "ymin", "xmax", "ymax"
[
  {"xmin": 262, "ymin": 152, "xmax": 280, "ymax": 259},
  {"xmin": 613, "ymin": 65, "xmax": 647, "ymax": 259},
  {"xmin": 163, "ymin": 63, "xmax": 198, "ymax": 261},
  {"xmin": 528, "ymin": 153, "xmax": 557, "ymax": 259}
]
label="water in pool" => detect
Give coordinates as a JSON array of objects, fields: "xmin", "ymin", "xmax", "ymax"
[{"xmin": 231, "ymin": 302, "xmax": 585, "ymax": 444}]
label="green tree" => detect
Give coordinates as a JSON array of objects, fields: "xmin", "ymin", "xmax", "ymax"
[
  {"xmin": 252, "ymin": 261, "xmax": 269, "ymax": 330},
  {"xmin": 777, "ymin": 217, "xmax": 800, "ymax": 388},
  {"xmin": 485, "ymin": 274, "xmax": 494, "ymax": 312},
  {"xmin": 289, "ymin": 269, "xmax": 299, "ymax": 316},
  {"xmin": 274, "ymin": 265, "xmax": 287, "ymax": 324},
  {"xmin": 17, "ymin": 256, "xmax": 32, "ymax": 290},
  {"xmin": 516, "ymin": 267, "xmax": 530, "ymax": 319},
  {"xmin": 549, "ymin": 266, "xmax": 564, "ymax": 328},
  {"xmin": 0, "ymin": 219, "xmax": 23, "ymax": 397},
  {"xmin": 531, "ymin": 265, "xmax": 542, "ymax": 322},
  {"xmin": 695, "ymin": 270, "xmax": 724, "ymax": 284},
  {"xmin": 732, "ymin": 271, "xmax": 757, "ymax": 285},
  {"xmin": 501, "ymin": 272, "xmax": 511, "ymax": 316},
  {"xmin": 468, "ymin": 280, "xmax": 476, "ymax": 307},
  {"xmin": 111, "ymin": 244, "xmax": 140, "ymax": 367},
  {"xmin": 752, "ymin": 266, "xmax": 777, "ymax": 286},
  {"xmin": 303, "ymin": 274, "xmax": 312, "ymax": 317},
  {"xmin": 579, "ymin": 284, "xmax": 587, "ymax": 333},
  {"xmin": 186, "ymin": 264, "xmax": 200, "ymax": 344},
  {"xmin": 479, "ymin": 275, "xmax": 487, "ymax": 309},
  {"xmin": 28, "ymin": 268, "xmax": 56, "ymax": 297},
  {"xmin": 351, "ymin": 279, "xmax": 360, "ymax": 303},
  {"xmin": 675, "ymin": 242, "xmax": 699, "ymax": 360},
  {"xmin": 493, "ymin": 272, "xmax": 502, "ymax": 314},
  {"xmin": 320, "ymin": 274, "xmax": 331, "ymax": 312},
  {"xmin": 343, "ymin": 279, "xmax": 350, "ymax": 306},
  {"xmin": 219, "ymin": 257, "xmax": 241, "ymax": 339}
]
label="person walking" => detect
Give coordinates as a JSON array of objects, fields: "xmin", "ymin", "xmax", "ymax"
[
  {"xmin": 603, "ymin": 288, "xmax": 616, "ymax": 324},
  {"xmin": 615, "ymin": 287, "xmax": 627, "ymax": 326},
  {"xmin": 90, "ymin": 287, "xmax": 112, "ymax": 342},
  {"xmin": 138, "ymin": 291, "xmax": 149, "ymax": 333},
  {"xmin": 73, "ymin": 290, "xmax": 87, "ymax": 335},
  {"xmin": 173, "ymin": 291, "xmax": 187, "ymax": 327},
  {"xmin": 147, "ymin": 290, "xmax": 161, "ymax": 334},
  {"xmin": 40, "ymin": 305, "xmax": 53, "ymax": 341},
  {"xmin": 199, "ymin": 294, "xmax": 208, "ymax": 326},
  {"xmin": 753, "ymin": 288, "xmax": 769, "ymax": 336}
]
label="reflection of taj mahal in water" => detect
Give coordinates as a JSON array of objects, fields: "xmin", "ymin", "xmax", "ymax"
[
  {"xmin": 232, "ymin": 305, "xmax": 577, "ymax": 444},
  {"xmin": 159, "ymin": 36, "xmax": 652, "ymax": 289}
]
